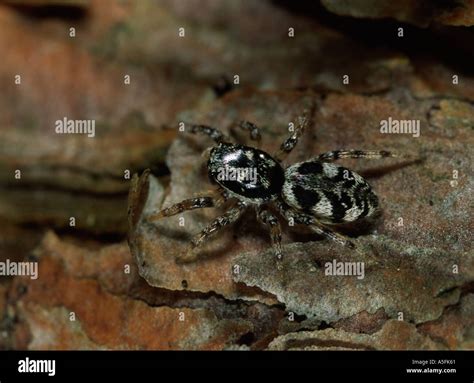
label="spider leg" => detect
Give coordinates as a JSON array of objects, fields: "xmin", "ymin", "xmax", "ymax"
[
  {"xmin": 305, "ymin": 220, "xmax": 356, "ymax": 249},
  {"xmin": 179, "ymin": 201, "xmax": 247, "ymax": 262},
  {"xmin": 276, "ymin": 199, "xmax": 356, "ymax": 249},
  {"xmin": 274, "ymin": 113, "xmax": 310, "ymax": 162},
  {"xmin": 183, "ymin": 123, "xmax": 231, "ymax": 143},
  {"xmin": 256, "ymin": 205, "xmax": 283, "ymax": 260},
  {"xmin": 147, "ymin": 190, "xmax": 229, "ymax": 221},
  {"xmin": 318, "ymin": 150, "xmax": 397, "ymax": 162},
  {"xmin": 231, "ymin": 120, "xmax": 262, "ymax": 146}
]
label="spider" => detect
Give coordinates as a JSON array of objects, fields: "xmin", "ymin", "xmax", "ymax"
[{"xmin": 148, "ymin": 112, "xmax": 397, "ymax": 263}]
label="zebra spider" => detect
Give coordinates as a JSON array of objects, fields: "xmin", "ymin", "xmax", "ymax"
[{"xmin": 148, "ymin": 112, "xmax": 397, "ymax": 263}]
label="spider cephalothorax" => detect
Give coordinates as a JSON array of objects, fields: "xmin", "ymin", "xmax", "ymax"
[
  {"xmin": 208, "ymin": 142, "xmax": 285, "ymax": 203},
  {"xmin": 148, "ymin": 116, "xmax": 397, "ymax": 263}
]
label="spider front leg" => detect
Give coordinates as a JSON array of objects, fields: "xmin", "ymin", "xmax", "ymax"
[
  {"xmin": 146, "ymin": 190, "xmax": 229, "ymax": 221},
  {"xmin": 178, "ymin": 202, "xmax": 247, "ymax": 263},
  {"xmin": 256, "ymin": 206, "xmax": 283, "ymax": 260},
  {"xmin": 183, "ymin": 123, "xmax": 231, "ymax": 144},
  {"xmin": 318, "ymin": 150, "xmax": 397, "ymax": 162},
  {"xmin": 231, "ymin": 120, "xmax": 262, "ymax": 146},
  {"xmin": 274, "ymin": 113, "xmax": 309, "ymax": 162}
]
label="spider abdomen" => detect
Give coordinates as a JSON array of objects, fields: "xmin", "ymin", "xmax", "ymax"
[
  {"xmin": 208, "ymin": 143, "xmax": 285, "ymax": 203},
  {"xmin": 282, "ymin": 159, "xmax": 379, "ymax": 223}
]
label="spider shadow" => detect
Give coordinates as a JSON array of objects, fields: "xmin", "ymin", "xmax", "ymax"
[
  {"xmin": 357, "ymin": 157, "xmax": 424, "ymax": 180},
  {"xmin": 186, "ymin": 238, "xmax": 237, "ymax": 263},
  {"xmin": 145, "ymin": 208, "xmax": 252, "ymax": 263},
  {"xmin": 147, "ymin": 221, "xmax": 192, "ymax": 242}
]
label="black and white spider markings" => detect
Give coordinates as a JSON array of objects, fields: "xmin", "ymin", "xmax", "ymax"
[{"xmin": 148, "ymin": 113, "xmax": 397, "ymax": 263}]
